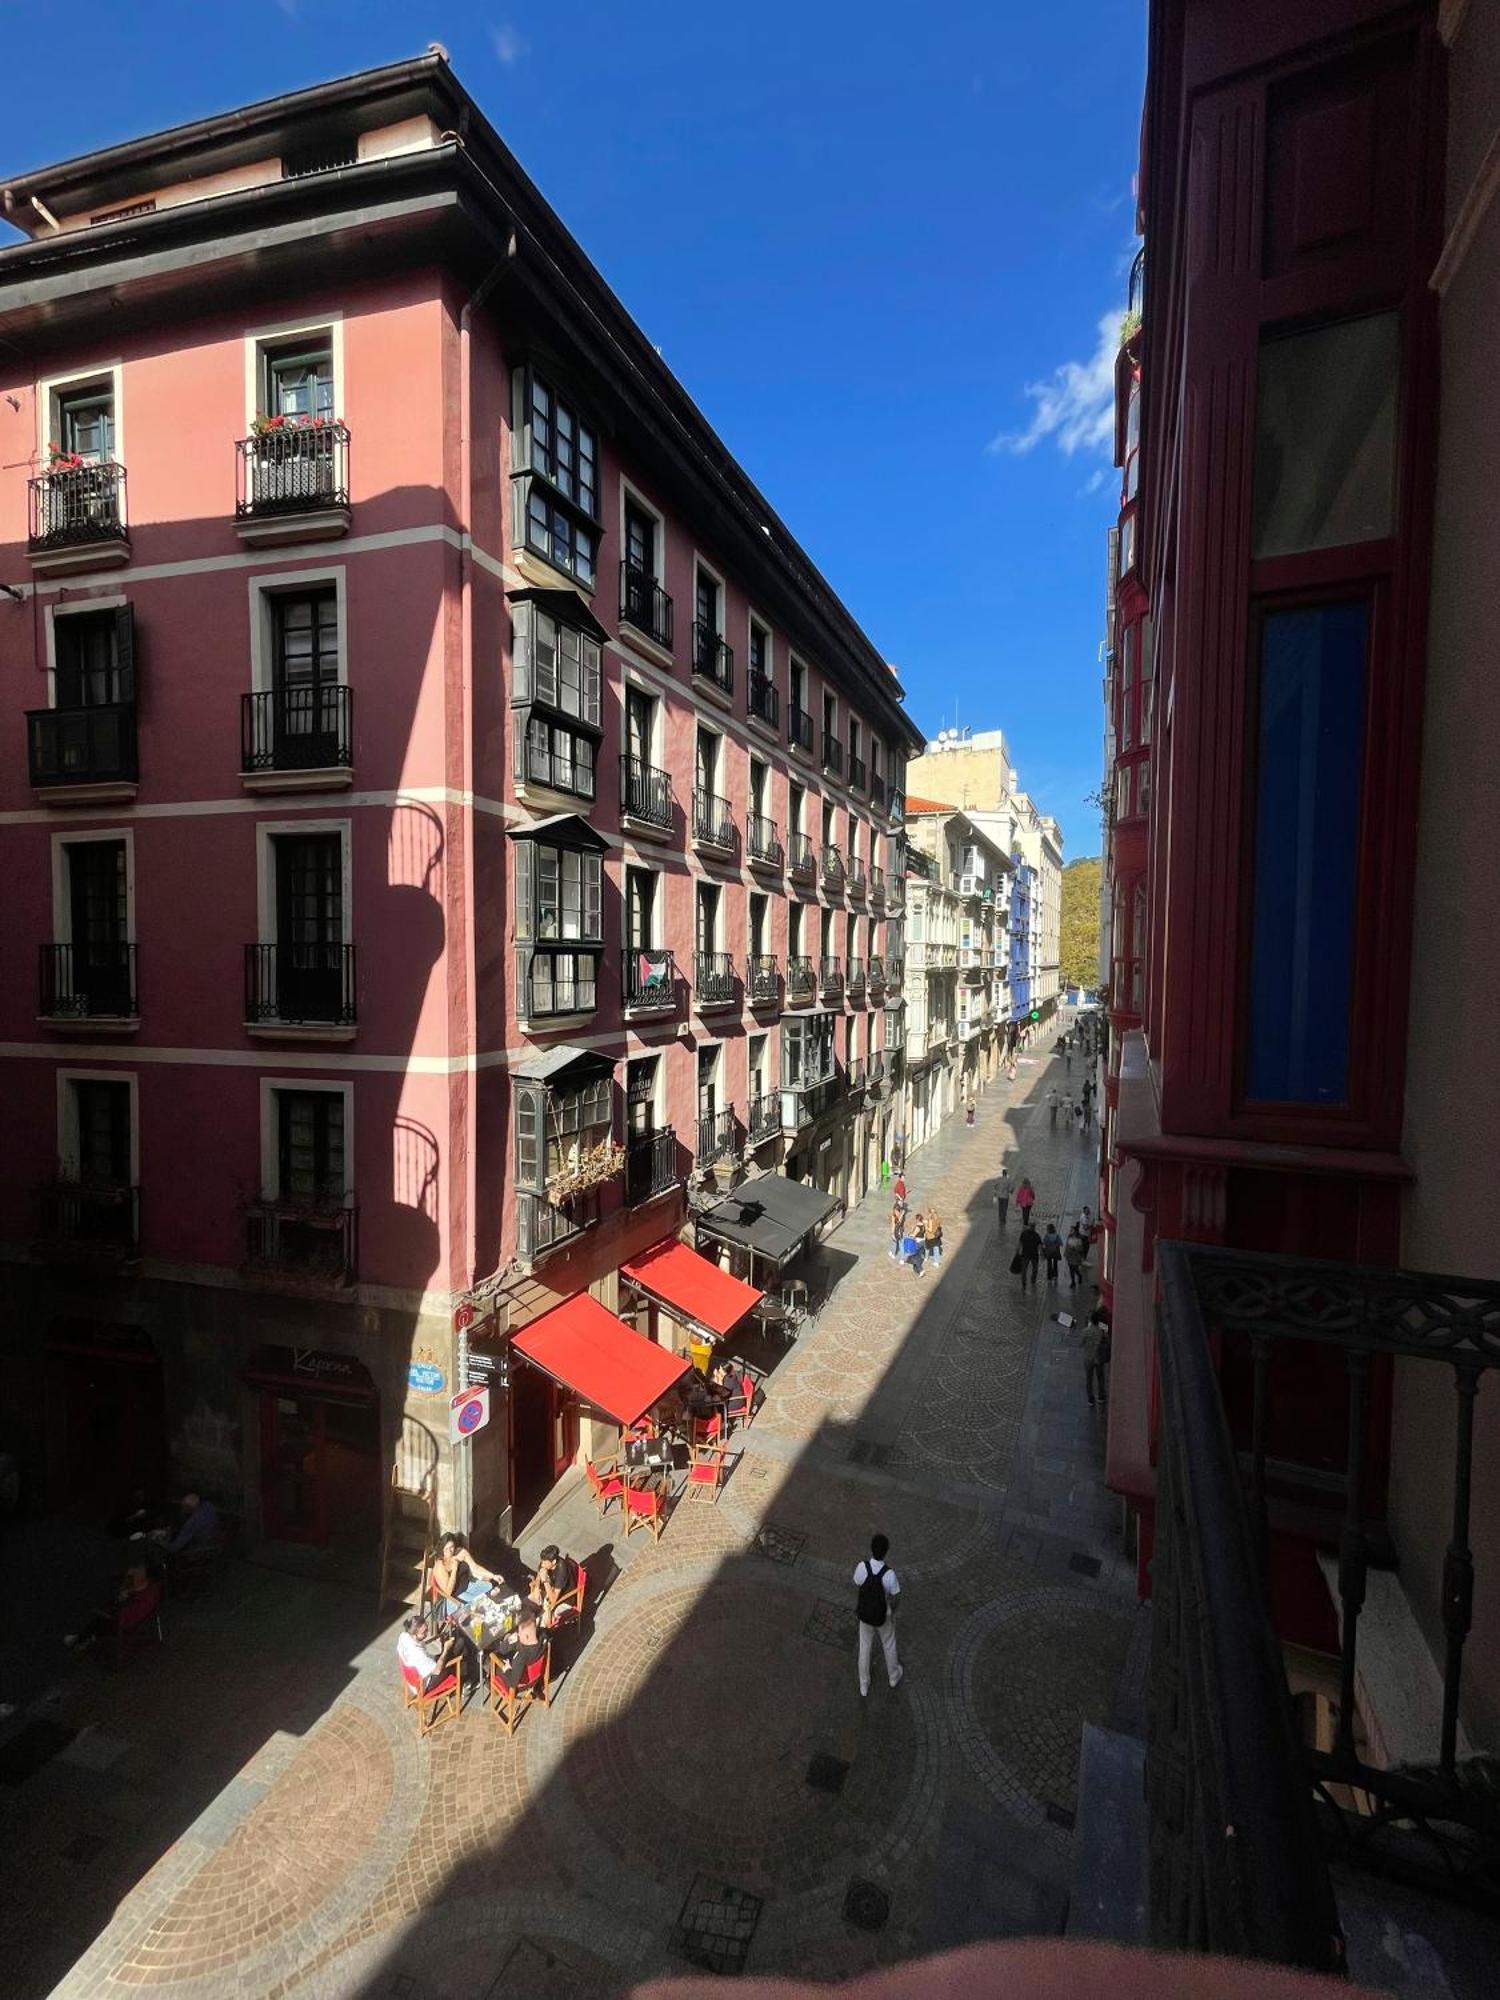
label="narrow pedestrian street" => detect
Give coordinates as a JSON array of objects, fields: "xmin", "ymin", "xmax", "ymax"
[{"xmin": 6, "ymin": 1036, "xmax": 1147, "ymax": 2000}]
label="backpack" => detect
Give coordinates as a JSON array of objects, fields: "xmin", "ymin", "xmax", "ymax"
[{"xmin": 857, "ymin": 1560, "xmax": 889, "ymax": 1626}]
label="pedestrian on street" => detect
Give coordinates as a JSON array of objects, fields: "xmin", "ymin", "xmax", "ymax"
[
  {"xmin": 925, "ymin": 1209, "xmax": 943, "ymax": 1269},
  {"xmin": 893, "ymin": 1172, "xmax": 908, "ymax": 1211},
  {"xmin": 1016, "ymin": 1178, "xmax": 1036, "ymax": 1227},
  {"xmin": 1078, "ymin": 1205, "xmax": 1094, "ymax": 1247},
  {"xmin": 888, "ymin": 1202, "xmax": 905, "ymax": 1262},
  {"xmin": 1042, "ymin": 1222, "xmax": 1063, "ymax": 1284},
  {"xmin": 1062, "ymin": 1094, "xmax": 1074, "ymax": 1127},
  {"xmin": 1085, "ymin": 1306, "xmax": 1112, "ymax": 1408},
  {"xmin": 965, "ymin": 1096, "xmax": 976, "ymax": 1128},
  {"xmin": 1047, "ymin": 1087, "xmax": 1059, "ymax": 1127},
  {"xmin": 904, "ymin": 1217, "xmax": 925, "ymax": 1275},
  {"xmin": 1064, "ymin": 1226, "xmax": 1087, "ymax": 1288},
  {"xmin": 853, "ymin": 1533, "xmax": 902, "ymax": 1696},
  {"xmin": 1064, "ymin": 1045, "xmax": 1072, "ymax": 1072},
  {"xmin": 995, "ymin": 1168, "xmax": 1012, "ymax": 1228},
  {"xmin": 1016, "ymin": 1219, "xmax": 1042, "ymax": 1291}
]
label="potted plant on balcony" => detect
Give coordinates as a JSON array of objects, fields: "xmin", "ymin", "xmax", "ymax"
[
  {"xmin": 546, "ymin": 1138, "xmax": 625, "ymax": 1204},
  {"xmin": 247, "ymin": 412, "xmax": 339, "ymax": 511}
]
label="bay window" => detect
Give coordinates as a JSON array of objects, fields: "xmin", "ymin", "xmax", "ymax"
[
  {"xmin": 511, "ymin": 816, "xmax": 605, "ymax": 1021},
  {"xmin": 513, "ymin": 1054, "xmax": 616, "ymax": 1262},
  {"xmin": 512, "ymin": 366, "xmax": 600, "ymax": 588}
]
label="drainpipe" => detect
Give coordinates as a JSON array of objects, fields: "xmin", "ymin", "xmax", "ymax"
[{"xmin": 451, "ymin": 234, "xmax": 515, "ymax": 1537}]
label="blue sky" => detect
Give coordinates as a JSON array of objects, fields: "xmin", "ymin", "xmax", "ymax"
[{"xmin": 3, "ymin": 0, "xmax": 1143, "ymax": 857}]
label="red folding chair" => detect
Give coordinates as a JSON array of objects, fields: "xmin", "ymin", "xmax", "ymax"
[
  {"xmin": 586, "ymin": 1457, "xmax": 625, "ymax": 1517},
  {"xmin": 548, "ymin": 1562, "xmax": 588, "ymax": 1636},
  {"xmin": 487, "ymin": 1642, "xmax": 551, "ymax": 1732},
  {"xmin": 400, "ymin": 1658, "xmax": 461, "ymax": 1736},
  {"xmin": 624, "ymin": 1480, "xmax": 667, "ymax": 1540},
  {"xmin": 114, "ymin": 1578, "xmax": 163, "ymax": 1666},
  {"xmin": 725, "ymin": 1370, "xmax": 759, "ymax": 1433},
  {"xmin": 685, "ymin": 1444, "xmax": 730, "ymax": 1504}
]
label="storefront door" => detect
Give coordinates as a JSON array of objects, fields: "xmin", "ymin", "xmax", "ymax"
[{"xmin": 247, "ymin": 1348, "xmax": 380, "ymax": 1549}]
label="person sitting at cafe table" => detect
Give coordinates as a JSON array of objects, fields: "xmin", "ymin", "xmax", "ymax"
[
  {"xmin": 165, "ymin": 1492, "xmax": 220, "ymax": 1555},
  {"xmin": 431, "ymin": 1532, "xmax": 499, "ymax": 1614},
  {"xmin": 64, "ymin": 1563, "xmax": 154, "ymax": 1653},
  {"xmin": 532, "ymin": 1544, "xmax": 579, "ymax": 1627},
  {"xmin": 397, "ymin": 1613, "xmax": 464, "ymax": 1687},
  {"xmin": 495, "ymin": 1607, "xmax": 547, "ymax": 1691}
]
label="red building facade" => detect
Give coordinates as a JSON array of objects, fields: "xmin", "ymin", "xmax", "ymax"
[{"xmin": 0, "ymin": 56, "xmax": 919, "ymax": 1561}]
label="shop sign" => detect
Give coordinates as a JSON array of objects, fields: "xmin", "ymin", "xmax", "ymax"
[
  {"xmin": 407, "ymin": 1360, "xmax": 447, "ymax": 1396},
  {"xmin": 465, "ymin": 1346, "xmax": 508, "ymax": 1392},
  {"xmin": 291, "ymin": 1348, "xmax": 366, "ymax": 1385},
  {"xmin": 449, "ymin": 1385, "xmax": 491, "ymax": 1442}
]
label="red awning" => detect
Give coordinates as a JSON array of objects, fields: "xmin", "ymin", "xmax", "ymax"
[
  {"xmin": 510, "ymin": 1293, "xmax": 690, "ymax": 1428},
  {"xmin": 620, "ymin": 1239, "xmax": 764, "ymax": 1338}
]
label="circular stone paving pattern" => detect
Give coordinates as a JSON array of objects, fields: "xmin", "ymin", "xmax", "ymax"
[{"xmin": 565, "ymin": 1576, "xmax": 925, "ymax": 1898}]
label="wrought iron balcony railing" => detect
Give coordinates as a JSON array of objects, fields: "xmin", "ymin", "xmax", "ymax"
[
  {"xmin": 28, "ymin": 701, "xmax": 137, "ymax": 788},
  {"xmin": 748, "ymin": 1091, "xmax": 780, "ymax": 1144},
  {"xmin": 235, "ymin": 421, "xmax": 349, "ymax": 519},
  {"xmin": 785, "ymin": 955, "xmax": 816, "ymax": 1005},
  {"xmin": 747, "ymin": 813, "xmax": 783, "ymax": 868},
  {"xmin": 788, "ymin": 703, "xmax": 814, "ymax": 753},
  {"xmin": 244, "ymin": 942, "xmax": 357, "ymax": 1026},
  {"xmin": 788, "ymin": 832, "xmax": 815, "ymax": 878},
  {"xmin": 692, "ymin": 788, "xmax": 735, "ymax": 851},
  {"xmin": 847, "ymin": 1056, "xmax": 866, "ymax": 1093},
  {"xmin": 241, "ymin": 685, "xmax": 353, "ymax": 775},
  {"xmin": 849, "ymin": 753, "xmax": 866, "ymax": 793},
  {"xmin": 696, "ymin": 1106, "xmax": 737, "ymax": 1164},
  {"xmin": 819, "ymin": 955, "xmax": 843, "ymax": 1001},
  {"xmin": 748, "ymin": 671, "xmax": 779, "ymax": 730},
  {"xmin": 29, "ymin": 461, "xmax": 128, "ymax": 553},
  {"xmin": 694, "ymin": 950, "xmax": 737, "ymax": 1008},
  {"xmin": 623, "ymin": 947, "xmax": 678, "ymax": 1014},
  {"xmin": 822, "ymin": 731, "xmax": 844, "ymax": 778},
  {"xmin": 821, "ymin": 843, "xmax": 844, "ymax": 889},
  {"xmin": 868, "ymin": 955, "xmax": 886, "ymax": 996},
  {"xmin": 1149, "ymin": 1242, "xmax": 1500, "ymax": 1971},
  {"xmin": 619, "ymin": 561, "xmax": 674, "ymax": 650},
  {"xmin": 746, "ymin": 954, "xmax": 779, "ymax": 1006},
  {"xmin": 620, "ymin": 753, "xmax": 673, "ymax": 829},
  {"xmin": 245, "ymin": 1198, "xmax": 357, "ymax": 1284},
  {"xmin": 887, "ymin": 958, "xmax": 905, "ymax": 987},
  {"xmin": 846, "ymin": 958, "xmax": 866, "ymax": 1000},
  {"xmin": 40, "ymin": 942, "xmax": 138, "ymax": 1020},
  {"xmin": 870, "ymin": 771, "xmax": 886, "ymax": 810},
  {"xmin": 847, "ymin": 858, "xmax": 867, "ymax": 897},
  {"xmin": 869, "ymin": 863, "xmax": 885, "ymax": 905},
  {"xmin": 35, "ymin": 1178, "xmax": 139, "ymax": 1255},
  {"xmin": 691, "ymin": 621, "xmax": 734, "ymax": 696},
  {"xmin": 626, "ymin": 1126, "xmax": 677, "ymax": 1205}
]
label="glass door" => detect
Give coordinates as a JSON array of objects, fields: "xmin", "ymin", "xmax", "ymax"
[
  {"xmin": 67, "ymin": 840, "xmax": 129, "ymax": 1015},
  {"xmin": 274, "ymin": 833, "xmax": 343, "ymax": 1020}
]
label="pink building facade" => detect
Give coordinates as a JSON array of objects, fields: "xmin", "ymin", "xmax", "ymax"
[{"xmin": 0, "ymin": 55, "xmax": 919, "ymax": 1561}]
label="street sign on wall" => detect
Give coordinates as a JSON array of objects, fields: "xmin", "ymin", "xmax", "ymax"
[{"xmin": 449, "ymin": 1385, "xmax": 491, "ymax": 1443}]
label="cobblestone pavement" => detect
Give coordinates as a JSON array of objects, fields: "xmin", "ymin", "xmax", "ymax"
[{"xmin": 6, "ymin": 1023, "xmax": 1149, "ymax": 2000}]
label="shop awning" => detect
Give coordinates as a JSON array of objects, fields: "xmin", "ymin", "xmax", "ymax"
[
  {"xmin": 510, "ymin": 1293, "xmax": 690, "ymax": 1428},
  {"xmin": 695, "ymin": 1174, "xmax": 841, "ymax": 1267},
  {"xmin": 620, "ymin": 1239, "xmax": 763, "ymax": 1337}
]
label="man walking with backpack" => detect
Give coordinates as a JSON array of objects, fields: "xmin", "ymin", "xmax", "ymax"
[{"xmin": 853, "ymin": 1532, "xmax": 903, "ymax": 1697}]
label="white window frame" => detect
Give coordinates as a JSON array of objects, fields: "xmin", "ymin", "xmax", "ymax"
[
  {"xmin": 258, "ymin": 1075, "xmax": 355, "ymax": 1202},
  {"xmin": 38, "ymin": 361, "xmax": 126, "ymax": 466},
  {"xmin": 821, "ymin": 681, "xmax": 839, "ymax": 742},
  {"xmin": 623, "ymin": 862, "xmax": 663, "ymax": 949},
  {"xmin": 694, "ymin": 717, "xmax": 726, "ymax": 795},
  {"xmin": 746, "ymin": 607, "xmax": 774, "ymax": 683},
  {"xmin": 243, "ymin": 313, "xmax": 345, "ymax": 431},
  {"xmin": 697, "ymin": 1040, "xmax": 723, "ymax": 1116},
  {"xmin": 620, "ymin": 667, "xmax": 665, "ymax": 766},
  {"xmin": 618, "ymin": 478, "xmax": 666, "ymax": 584},
  {"xmin": 696, "ymin": 878, "xmax": 724, "ymax": 953},
  {"xmin": 57, "ymin": 1067, "xmax": 139, "ymax": 1184},
  {"xmin": 44, "ymin": 593, "xmax": 128, "ymax": 707},
  {"xmin": 692, "ymin": 553, "xmax": 726, "ymax": 638},
  {"xmin": 51, "ymin": 827, "xmax": 135, "ymax": 943},
  {"xmin": 247, "ymin": 565, "xmax": 349, "ymax": 693},
  {"xmin": 255, "ymin": 818, "xmax": 353, "ymax": 945},
  {"xmin": 748, "ymin": 1030, "xmax": 771, "ymax": 1099}
]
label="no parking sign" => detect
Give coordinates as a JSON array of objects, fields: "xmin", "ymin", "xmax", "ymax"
[{"xmin": 449, "ymin": 1385, "xmax": 491, "ymax": 1443}]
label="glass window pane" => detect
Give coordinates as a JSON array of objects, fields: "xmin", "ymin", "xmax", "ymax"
[
  {"xmin": 1246, "ymin": 600, "xmax": 1368, "ymax": 1104},
  {"xmin": 1252, "ymin": 314, "xmax": 1398, "ymax": 559}
]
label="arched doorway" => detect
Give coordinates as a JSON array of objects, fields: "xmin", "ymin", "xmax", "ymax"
[{"xmin": 243, "ymin": 1346, "xmax": 381, "ymax": 1549}]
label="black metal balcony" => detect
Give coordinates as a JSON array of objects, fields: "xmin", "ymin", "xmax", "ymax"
[
  {"xmin": 28, "ymin": 461, "xmax": 128, "ymax": 554},
  {"xmin": 747, "ymin": 813, "xmax": 783, "ymax": 868},
  {"xmin": 35, "ymin": 1179, "xmax": 138, "ymax": 1255},
  {"xmin": 244, "ymin": 942, "xmax": 357, "ymax": 1026},
  {"xmin": 847, "ymin": 857, "xmax": 867, "ymax": 898},
  {"xmin": 241, "ymin": 685, "xmax": 353, "ymax": 775},
  {"xmin": 1148, "ymin": 1242, "xmax": 1500, "ymax": 1969},
  {"xmin": 788, "ymin": 832, "xmax": 816, "ymax": 879},
  {"xmin": 694, "ymin": 950, "xmax": 737, "ymax": 1009},
  {"xmin": 785, "ymin": 955, "xmax": 816, "ymax": 1005},
  {"xmin": 819, "ymin": 955, "xmax": 843, "ymax": 1001},
  {"xmin": 620, "ymin": 753, "xmax": 673, "ymax": 829},
  {"xmin": 623, "ymin": 947, "xmax": 678, "ymax": 1014},
  {"xmin": 40, "ymin": 942, "xmax": 138, "ymax": 1020},
  {"xmin": 748, "ymin": 672, "xmax": 779, "ymax": 729},
  {"xmin": 27, "ymin": 701, "xmax": 138, "ymax": 789},
  {"xmin": 235, "ymin": 421, "xmax": 349, "ymax": 519},
  {"xmin": 822, "ymin": 731, "xmax": 844, "ymax": 778},
  {"xmin": 846, "ymin": 958, "xmax": 866, "ymax": 1001},
  {"xmin": 626, "ymin": 1127, "xmax": 677, "ymax": 1205},
  {"xmin": 847, "ymin": 1056, "xmax": 866, "ymax": 1094},
  {"xmin": 746, "ymin": 954, "xmax": 779, "ymax": 1007},
  {"xmin": 868, "ymin": 955, "xmax": 886, "ymax": 997},
  {"xmin": 870, "ymin": 863, "xmax": 886, "ymax": 905},
  {"xmin": 788, "ymin": 703, "xmax": 814, "ymax": 753},
  {"xmin": 870, "ymin": 771, "xmax": 886, "ymax": 810},
  {"xmin": 696, "ymin": 1106, "xmax": 737, "ymax": 1164},
  {"xmin": 692, "ymin": 787, "xmax": 735, "ymax": 852},
  {"xmin": 821, "ymin": 843, "xmax": 844, "ymax": 889},
  {"xmin": 691, "ymin": 621, "xmax": 734, "ymax": 696},
  {"xmin": 887, "ymin": 959, "xmax": 905, "ymax": 988},
  {"xmin": 619, "ymin": 560, "xmax": 674, "ymax": 650},
  {"xmin": 245, "ymin": 1198, "xmax": 357, "ymax": 1284},
  {"xmin": 748, "ymin": 1092, "xmax": 780, "ymax": 1145},
  {"xmin": 849, "ymin": 753, "xmax": 866, "ymax": 793}
]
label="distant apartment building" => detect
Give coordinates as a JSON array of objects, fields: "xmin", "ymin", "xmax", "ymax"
[
  {"xmin": 897, "ymin": 802, "xmax": 1010, "ymax": 1152},
  {"xmin": 0, "ymin": 54, "xmax": 920, "ymax": 1560},
  {"xmin": 905, "ymin": 732, "xmax": 1064, "ymax": 1031}
]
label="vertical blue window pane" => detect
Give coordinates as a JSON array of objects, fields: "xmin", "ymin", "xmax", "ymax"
[{"xmin": 1246, "ymin": 601, "xmax": 1367, "ymax": 1104}]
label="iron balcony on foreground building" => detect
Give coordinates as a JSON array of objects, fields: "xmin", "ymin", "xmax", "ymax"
[
  {"xmin": 746, "ymin": 954, "xmax": 779, "ymax": 1007},
  {"xmin": 821, "ymin": 843, "xmax": 844, "ymax": 891},
  {"xmin": 818, "ymin": 955, "xmax": 843, "ymax": 1002},
  {"xmin": 694, "ymin": 950, "xmax": 737, "ymax": 1010},
  {"xmin": 691, "ymin": 621, "xmax": 734, "ymax": 697},
  {"xmin": 821, "ymin": 730, "xmax": 844, "ymax": 778},
  {"xmin": 747, "ymin": 813, "xmax": 783, "ymax": 869},
  {"xmin": 244, "ymin": 1198, "xmax": 357, "ymax": 1285},
  {"xmin": 1149, "ymin": 1242, "xmax": 1500, "ymax": 1973},
  {"xmin": 785, "ymin": 955, "xmax": 816, "ymax": 1006},
  {"xmin": 692, "ymin": 787, "xmax": 736, "ymax": 854},
  {"xmin": 788, "ymin": 832, "xmax": 816, "ymax": 881},
  {"xmin": 747, "ymin": 1091, "xmax": 780, "ymax": 1145},
  {"xmin": 34, "ymin": 1178, "xmax": 139, "ymax": 1257},
  {"xmin": 28, "ymin": 460, "xmax": 129, "ymax": 566},
  {"xmin": 28, "ymin": 699, "xmax": 138, "ymax": 791},
  {"xmin": 622, "ymin": 947, "xmax": 678, "ymax": 1016},
  {"xmin": 234, "ymin": 421, "xmax": 350, "ymax": 535},
  {"xmin": 39, "ymin": 942, "xmax": 138, "ymax": 1022},
  {"xmin": 788, "ymin": 703, "xmax": 814, "ymax": 753},
  {"xmin": 241, "ymin": 685, "xmax": 354, "ymax": 778},
  {"xmin": 696, "ymin": 1106, "xmax": 737, "ymax": 1165},
  {"xmin": 626, "ymin": 1126, "xmax": 677, "ymax": 1206},
  {"xmin": 619, "ymin": 560, "xmax": 673, "ymax": 650},
  {"xmin": 620, "ymin": 753, "xmax": 673, "ymax": 831},
  {"xmin": 244, "ymin": 942, "xmax": 357, "ymax": 1027},
  {"xmin": 748, "ymin": 671, "xmax": 779, "ymax": 731}
]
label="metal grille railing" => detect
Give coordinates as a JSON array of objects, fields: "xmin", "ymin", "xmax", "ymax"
[
  {"xmin": 626, "ymin": 1127, "xmax": 677, "ymax": 1205},
  {"xmin": 694, "ymin": 950, "xmax": 737, "ymax": 1007},
  {"xmin": 27, "ymin": 702, "xmax": 137, "ymax": 787},
  {"xmin": 748, "ymin": 672, "xmax": 779, "ymax": 729},
  {"xmin": 29, "ymin": 462, "xmax": 127, "ymax": 551},
  {"xmin": 746, "ymin": 954, "xmax": 779, "ymax": 1006},
  {"xmin": 692, "ymin": 788, "xmax": 735, "ymax": 850},
  {"xmin": 620, "ymin": 753, "xmax": 673, "ymax": 828},
  {"xmin": 245, "ymin": 1199, "xmax": 357, "ymax": 1283},
  {"xmin": 235, "ymin": 422, "xmax": 349, "ymax": 518},
  {"xmin": 244, "ymin": 942, "xmax": 357, "ymax": 1025},
  {"xmin": 691, "ymin": 621, "xmax": 734, "ymax": 696},
  {"xmin": 620, "ymin": 562, "xmax": 674, "ymax": 649},
  {"xmin": 40, "ymin": 941, "xmax": 138, "ymax": 1019},
  {"xmin": 241, "ymin": 685, "xmax": 353, "ymax": 774}
]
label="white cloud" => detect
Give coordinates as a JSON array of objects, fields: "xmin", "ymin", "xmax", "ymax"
[
  {"xmin": 491, "ymin": 22, "xmax": 527, "ymax": 64},
  {"xmin": 1082, "ymin": 466, "xmax": 1111, "ymax": 495},
  {"xmin": 990, "ymin": 310, "xmax": 1120, "ymax": 458}
]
